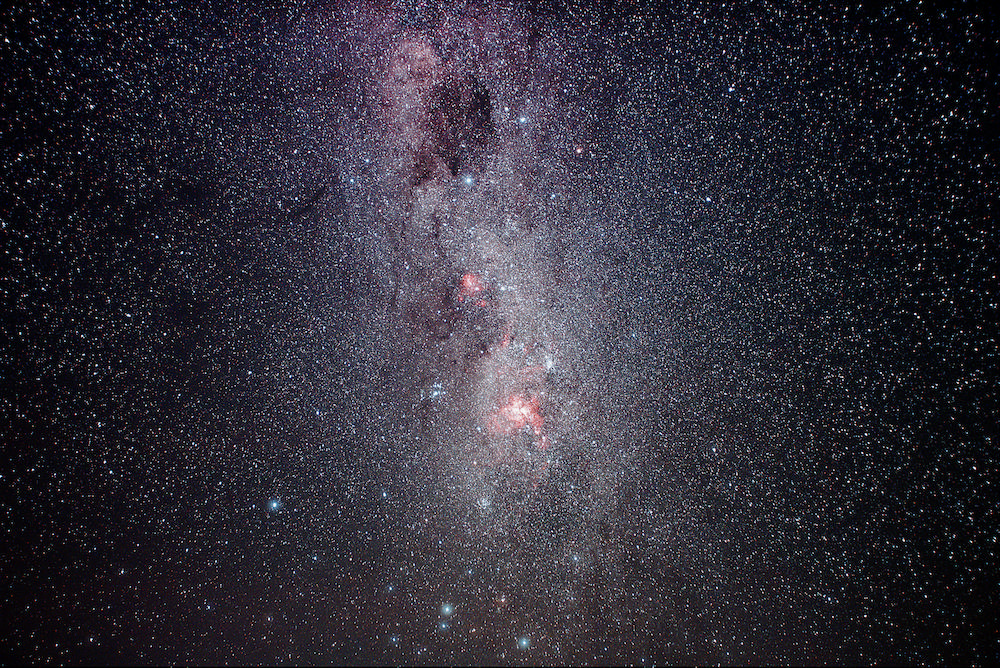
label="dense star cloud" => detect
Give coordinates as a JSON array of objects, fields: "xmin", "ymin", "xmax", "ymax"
[{"xmin": 1, "ymin": 1, "xmax": 996, "ymax": 664}]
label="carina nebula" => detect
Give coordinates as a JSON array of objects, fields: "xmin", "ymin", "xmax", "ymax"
[{"xmin": 4, "ymin": 0, "xmax": 993, "ymax": 664}]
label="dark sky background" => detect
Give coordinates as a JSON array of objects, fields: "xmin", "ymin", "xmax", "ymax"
[{"xmin": 2, "ymin": 1, "xmax": 996, "ymax": 665}]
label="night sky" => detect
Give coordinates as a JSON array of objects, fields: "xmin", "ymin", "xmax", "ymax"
[{"xmin": 2, "ymin": 1, "xmax": 996, "ymax": 664}]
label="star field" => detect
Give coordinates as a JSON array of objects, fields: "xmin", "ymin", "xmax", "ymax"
[{"xmin": 1, "ymin": 1, "xmax": 996, "ymax": 664}]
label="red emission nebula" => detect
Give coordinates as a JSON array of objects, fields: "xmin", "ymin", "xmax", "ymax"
[
  {"xmin": 490, "ymin": 393, "xmax": 549, "ymax": 451},
  {"xmin": 459, "ymin": 272, "xmax": 552, "ymax": 456}
]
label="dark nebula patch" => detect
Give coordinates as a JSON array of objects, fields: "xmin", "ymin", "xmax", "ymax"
[{"xmin": 426, "ymin": 72, "xmax": 494, "ymax": 175}]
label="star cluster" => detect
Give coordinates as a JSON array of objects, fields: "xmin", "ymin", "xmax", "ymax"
[{"xmin": 2, "ymin": 1, "xmax": 996, "ymax": 664}]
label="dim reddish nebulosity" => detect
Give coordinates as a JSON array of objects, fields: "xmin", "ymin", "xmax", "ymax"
[{"xmin": 457, "ymin": 272, "xmax": 485, "ymax": 301}]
